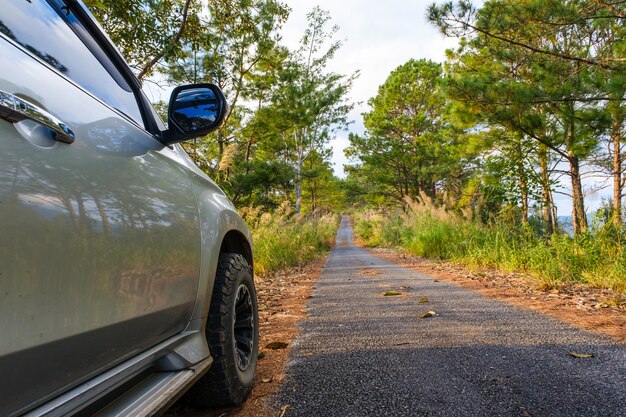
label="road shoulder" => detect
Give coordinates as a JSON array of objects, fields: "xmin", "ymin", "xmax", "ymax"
[{"xmin": 367, "ymin": 247, "xmax": 625, "ymax": 343}]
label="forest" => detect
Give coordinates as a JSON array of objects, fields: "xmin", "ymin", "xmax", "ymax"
[{"xmin": 86, "ymin": 0, "xmax": 625, "ymax": 292}]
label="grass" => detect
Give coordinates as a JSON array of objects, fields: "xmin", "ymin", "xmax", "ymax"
[
  {"xmin": 353, "ymin": 197, "xmax": 626, "ymax": 293},
  {"xmin": 242, "ymin": 203, "xmax": 339, "ymax": 277}
]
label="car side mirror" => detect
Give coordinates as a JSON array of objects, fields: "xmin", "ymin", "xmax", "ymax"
[{"xmin": 163, "ymin": 83, "xmax": 228, "ymax": 145}]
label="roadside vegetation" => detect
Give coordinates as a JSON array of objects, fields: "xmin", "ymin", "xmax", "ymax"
[
  {"xmin": 242, "ymin": 205, "xmax": 339, "ymax": 277},
  {"xmin": 354, "ymin": 197, "xmax": 625, "ymax": 292}
]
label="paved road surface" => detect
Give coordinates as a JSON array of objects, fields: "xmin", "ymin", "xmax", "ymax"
[{"xmin": 273, "ymin": 216, "xmax": 625, "ymax": 417}]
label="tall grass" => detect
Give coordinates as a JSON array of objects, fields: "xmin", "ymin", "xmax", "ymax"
[
  {"xmin": 242, "ymin": 203, "xmax": 339, "ymax": 277},
  {"xmin": 353, "ymin": 197, "xmax": 626, "ymax": 292}
]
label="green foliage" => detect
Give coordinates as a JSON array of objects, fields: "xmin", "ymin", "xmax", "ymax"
[
  {"xmin": 89, "ymin": 1, "xmax": 354, "ymax": 215},
  {"xmin": 243, "ymin": 205, "xmax": 339, "ymax": 276},
  {"xmin": 87, "ymin": 0, "xmax": 202, "ymax": 79},
  {"xmin": 427, "ymin": 0, "xmax": 626, "ymax": 235},
  {"xmin": 346, "ymin": 59, "xmax": 472, "ymax": 206},
  {"xmin": 353, "ymin": 200, "xmax": 626, "ymax": 292},
  {"xmin": 256, "ymin": 7, "xmax": 356, "ymax": 213}
]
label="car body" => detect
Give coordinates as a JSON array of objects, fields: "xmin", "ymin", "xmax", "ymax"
[{"xmin": 0, "ymin": 1, "xmax": 258, "ymax": 415}]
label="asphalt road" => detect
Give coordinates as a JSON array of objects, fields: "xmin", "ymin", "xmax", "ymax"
[{"xmin": 273, "ymin": 216, "xmax": 626, "ymax": 417}]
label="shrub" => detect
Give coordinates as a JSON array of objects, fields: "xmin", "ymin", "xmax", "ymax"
[{"xmin": 243, "ymin": 204, "xmax": 339, "ymax": 277}]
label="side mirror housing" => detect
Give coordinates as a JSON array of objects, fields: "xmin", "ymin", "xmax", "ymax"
[{"xmin": 162, "ymin": 83, "xmax": 228, "ymax": 145}]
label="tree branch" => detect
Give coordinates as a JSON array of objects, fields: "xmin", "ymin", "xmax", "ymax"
[{"xmin": 137, "ymin": 0, "xmax": 193, "ymax": 80}]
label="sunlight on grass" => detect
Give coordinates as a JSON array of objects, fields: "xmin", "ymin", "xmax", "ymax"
[
  {"xmin": 242, "ymin": 203, "xmax": 339, "ymax": 277},
  {"xmin": 353, "ymin": 196, "xmax": 626, "ymax": 293}
]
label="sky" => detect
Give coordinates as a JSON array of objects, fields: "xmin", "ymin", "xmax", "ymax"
[{"xmin": 280, "ymin": 0, "xmax": 458, "ymax": 178}]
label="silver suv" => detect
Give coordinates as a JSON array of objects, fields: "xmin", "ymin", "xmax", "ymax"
[{"xmin": 0, "ymin": 1, "xmax": 258, "ymax": 415}]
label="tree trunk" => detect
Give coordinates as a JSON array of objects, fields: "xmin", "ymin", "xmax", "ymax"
[
  {"xmin": 520, "ymin": 180, "xmax": 528, "ymax": 225},
  {"xmin": 564, "ymin": 111, "xmax": 587, "ymax": 235},
  {"xmin": 538, "ymin": 145, "xmax": 555, "ymax": 234},
  {"xmin": 612, "ymin": 117, "xmax": 623, "ymax": 226},
  {"xmin": 516, "ymin": 141, "xmax": 528, "ymax": 224},
  {"xmin": 550, "ymin": 189, "xmax": 558, "ymax": 232},
  {"xmin": 568, "ymin": 152, "xmax": 588, "ymax": 234},
  {"xmin": 295, "ymin": 132, "xmax": 303, "ymax": 214}
]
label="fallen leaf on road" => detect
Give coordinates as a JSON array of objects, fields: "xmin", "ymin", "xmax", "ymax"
[
  {"xmin": 360, "ymin": 269, "xmax": 383, "ymax": 275},
  {"xmin": 401, "ymin": 285, "xmax": 412, "ymax": 290},
  {"xmin": 383, "ymin": 291, "xmax": 401, "ymax": 296},
  {"xmin": 419, "ymin": 297, "xmax": 429, "ymax": 303},
  {"xmin": 266, "ymin": 341, "xmax": 288, "ymax": 350},
  {"xmin": 419, "ymin": 311, "xmax": 436, "ymax": 318},
  {"xmin": 279, "ymin": 405, "xmax": 290, "ymax": 417},
  {"xmin": 262, "ymin": 377, "xmax": 273, "ymax": 383},
  {"xmin": 568, "ymin": 351, "xmax": 594, "ymax": 358}
]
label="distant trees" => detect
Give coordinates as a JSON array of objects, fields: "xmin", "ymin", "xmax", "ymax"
[
  {"xmin": 257, "ymin": 7, "xmax": 356, "ymax": 213},
  {"xmin": 346, "ymin": 59, "xmax": 469, "ymax": 205},
  {"xmin": 345, "ymin": 0, "xmax": 624, "ymax": 236}
]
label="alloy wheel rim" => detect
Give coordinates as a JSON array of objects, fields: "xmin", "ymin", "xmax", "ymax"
[{"xmin": 233, "ymin": 284, "xmax": 254, "ymax": 371}]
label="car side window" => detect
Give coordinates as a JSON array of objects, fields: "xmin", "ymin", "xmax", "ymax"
[{"xmin": 0, "ymin": 0, "xmax": 144, "ymax": 125}]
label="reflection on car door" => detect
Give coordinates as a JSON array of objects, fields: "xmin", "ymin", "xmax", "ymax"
[{"xmin": 0, "ymin": 24, "xmax": 200, "ymax": 417}]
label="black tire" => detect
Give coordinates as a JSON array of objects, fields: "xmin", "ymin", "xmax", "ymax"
[{"xmin": 184, "ymin": 252, "xmax": 259, "ymax": 407}]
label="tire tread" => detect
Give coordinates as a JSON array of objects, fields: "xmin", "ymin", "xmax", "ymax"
[{"xmin": 184, "ymin": 253, "xmax": 257, "ymax": 408}]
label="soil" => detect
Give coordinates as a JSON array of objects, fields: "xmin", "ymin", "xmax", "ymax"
[
  {"xmin": 169, "ymin": 243, "xmax": 624, "ymax": 417},
  {"xmin": 166, "ymin": 257, "xmax": 326, "ymax": 417}
]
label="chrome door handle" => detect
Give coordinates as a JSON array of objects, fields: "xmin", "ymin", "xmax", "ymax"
[{"xmin": 0, "ymin": 90, "xmax": 75, "ymax": 144}]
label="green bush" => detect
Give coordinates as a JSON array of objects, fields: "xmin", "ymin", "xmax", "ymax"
[{"xmin": 243, "ymin": 204, "xmax": 339, "ymax": 277}]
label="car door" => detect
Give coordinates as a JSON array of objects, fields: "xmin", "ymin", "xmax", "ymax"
[{"xmin": 0, "ymin": 1, "xmax": 201, "ymax": 415}]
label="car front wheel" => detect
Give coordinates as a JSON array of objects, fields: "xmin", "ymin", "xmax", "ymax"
[{"xmin": 185, "ymin": 252, "xmax": 258, "ymax": 407}]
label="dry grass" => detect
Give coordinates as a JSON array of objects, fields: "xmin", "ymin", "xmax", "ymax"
[
  {"xmin": 241, "ymin": 203, "xmax": 339, "ymax": 277},
  {"xmin": 353, "ymin": 196, "xmax": 626, "ymax": 293}
]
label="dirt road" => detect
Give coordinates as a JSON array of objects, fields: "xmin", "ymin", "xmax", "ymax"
[{"xmin": 272, "ymin": 216, "xmax": 626, "ymax": 416}]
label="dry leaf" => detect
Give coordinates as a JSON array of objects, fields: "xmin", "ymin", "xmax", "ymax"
[
  {"xmin": 383, "ymin": 291, "xmax": 401, "ymax": 296},
  {"xmin": 419, "ymin": 311, "xmax": 436, "ymax": 319},
  {"xmin": 568, "ymin": 351, "xmax": 594, "ymax": 358},
  {"xmin": 262, "ymin": 377, "xmax": 273, "ymax": 383},
  {"xmin": 279, "ymin": 405, "xmax": 290, "ymax": 417},
  {"xmin": 419, "ymin": 297, "xmax": 429, "ymax": 303},
  {"xmin": 265, "ymin": 341, "xmax": 288, "ymax": 350}
]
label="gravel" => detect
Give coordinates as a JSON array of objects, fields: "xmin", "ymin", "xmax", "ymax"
[{"xmin": 273, "ymin": 216, "xmax": 626, "ymax": 417}]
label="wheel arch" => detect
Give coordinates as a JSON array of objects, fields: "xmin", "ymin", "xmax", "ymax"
[{"xmin": 219, "ymin": 230, "xmax": 253, "ymax": 272}]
